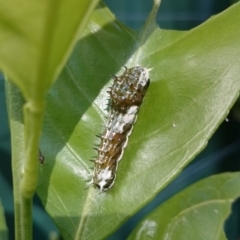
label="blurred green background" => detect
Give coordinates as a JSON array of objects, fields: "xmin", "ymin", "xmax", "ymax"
[{"xmin": 1, "ymin": 0, "xmax": 239, "ymax": 239}]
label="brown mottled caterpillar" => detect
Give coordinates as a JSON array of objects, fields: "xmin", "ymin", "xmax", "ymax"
[{"xmin": 90, "ymin": 66, "xmax": 150, "ymax": 191}]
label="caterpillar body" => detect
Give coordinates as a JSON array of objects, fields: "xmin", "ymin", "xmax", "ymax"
[{"xmin": 91, "ymin": 66, "xmax": 150, "ymax": 191}]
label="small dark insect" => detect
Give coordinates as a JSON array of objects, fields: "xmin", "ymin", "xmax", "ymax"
[
  {"xmin": 89, "ymin": 66, "xmax": 150, "ymax": 191},
  {"xmin": 38, "ymin": 150, "xmax": 44, "ymax": 164}
]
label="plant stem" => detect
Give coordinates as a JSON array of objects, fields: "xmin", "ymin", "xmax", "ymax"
[
  {"xmin": 21, "ymin": 100, "xmax": 44, "ymax": 199},
  {"xmin": 5, "ymin": 80, "xmax": 45, "ymax": 240}
]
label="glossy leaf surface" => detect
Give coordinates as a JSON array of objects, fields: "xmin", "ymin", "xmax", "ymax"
[{"xmin": 128, "ymin": 172, "xmax": 240, "ymax": 240}]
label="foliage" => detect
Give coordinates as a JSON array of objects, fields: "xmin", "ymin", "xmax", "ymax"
[{"xmin": 1, "ymin": 0, "xmax": 240, "ymax": 239}]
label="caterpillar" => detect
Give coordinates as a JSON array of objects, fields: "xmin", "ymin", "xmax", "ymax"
[{"xmin": 90, "ymin": 66, "xmax": 150, "ymax": 191}]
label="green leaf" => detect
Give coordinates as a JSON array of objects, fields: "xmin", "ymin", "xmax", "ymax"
[
  {"xmin": 0, "ymin": 201, "xmax": 8, "ymax": 240},
  {"xmin": 0, "ymin": 0, "xmax": 99, "ymax": 101},
  {"xmin": 127, "ymin": 172, "xmax": 240, "ymax": 240},
  {"xmin": 37, "ymin": 2, "xmax": 240, "ymax": 240}
]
